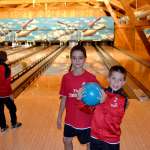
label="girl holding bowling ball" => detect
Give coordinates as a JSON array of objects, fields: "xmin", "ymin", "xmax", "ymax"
[{"xmin": 57, "ymin": 45, "xmax": 103, "ymax": 150}]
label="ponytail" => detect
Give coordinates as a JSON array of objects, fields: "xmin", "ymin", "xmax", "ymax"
[
  {"xmin": 0, "ymin": 51, "xmax": 10, "ymax": 78},
  {"xmin": 68, "ymin": 64, "xmax": 72, "ymax": 72}
]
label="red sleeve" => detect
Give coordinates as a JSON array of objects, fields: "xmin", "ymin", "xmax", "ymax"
[
  {"xmin": 59, "ymin": 75, "xmax": 68, "ymax": 96},
  {"xmin": 0, "ymin": 66, "xmax": 5, "ymax": 83},
  {"xmin": 77, "ymin": 100, "xmax": 95, "ymax": 114}
]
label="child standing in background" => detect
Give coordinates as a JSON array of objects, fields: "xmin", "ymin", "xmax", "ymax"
[{"xmin": 0, "ymin": 51, "xmax": 22, "ymax": 133}]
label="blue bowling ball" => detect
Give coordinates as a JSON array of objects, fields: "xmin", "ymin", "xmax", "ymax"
[{"xmin": 82, "ymin": 82, "xmax": 102, "ymax": 106}]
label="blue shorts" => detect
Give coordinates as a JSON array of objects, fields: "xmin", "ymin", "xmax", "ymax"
[
  {"xmin": 90, "ymin": 137, "xmax": 120, "ymax": 150},
  {"xmin": 64, "ymin": 124, "xmax": 91, "ymax": 144}
]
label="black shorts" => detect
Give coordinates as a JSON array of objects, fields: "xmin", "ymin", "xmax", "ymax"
[
  {"xmin": 64, "ymin": 124, "xmax": 90, "ymax": 144},
  {"xmin": 90, "ymin": 137, "xmax": 120, "ymax": 150}
]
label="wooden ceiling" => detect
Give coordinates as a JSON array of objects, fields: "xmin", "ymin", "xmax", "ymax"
[{"xmin": 0, "ymin": 0, "xmax": 149, "ymax": 22}]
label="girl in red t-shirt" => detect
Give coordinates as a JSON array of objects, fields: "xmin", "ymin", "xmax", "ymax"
[
  {"xmin": 57, "ymin": 45, "xmax": 100, "ymax": 150},
  {"xmin": 0, "ymin": 51, "xmax": 22, "ymax": 132}
]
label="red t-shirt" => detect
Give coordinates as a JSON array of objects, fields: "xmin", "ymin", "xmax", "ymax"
[
  {"xmin": 60, "ymin": 70, "xmax": 99, "ymax": 129},
  {"xmin": 0, "ymin": 65, "xmax": 12, "ymax": 97}
]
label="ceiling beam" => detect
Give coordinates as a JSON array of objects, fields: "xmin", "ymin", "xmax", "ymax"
[
  {"xmin": 0, "ymin": 6, "xmax": 102, "ymax": 18},
  {"xmin": 120, "ymin": 0, "xmax": 150, "ymax": 54},
  {"xmin": 0, "ymin": 0, "xmax": 95, "ymax": 5},
  {"xmin": 110, "ymin": 0, "xmax": 124, "ymax": 11},
  {"xmin": 136, "ymin": 27, "xmax": 150, "ymax": 55},
  {"xmin": 135, "ymin": 20, "xmax": 150, "ymax": 27},
  {"xmin": 129, "ymin": 0, "xmax": 135, "ymax": 4},
  {"xmin": 103, "ymin": 0, "xmax": 119, "ymax": 24},
  {"xmin": 17, "ymin": 4, "xmax": 31, "ymax": 8},
  {"xmin": 104, "ymin": 0, "xmax": 135, "ymax": 50},
  {"xmin": 136, "ymin": 4, "xmax": 150, "ymax": 11},
  {"xmin": 0, "ymin": 4, "xmax": 11, "ymax": 8}
]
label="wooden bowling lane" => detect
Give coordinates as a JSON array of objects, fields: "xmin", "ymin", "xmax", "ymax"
[
  {"xmin": 3, "ymin": 47, "xmax": 23, "ymax": 55},
  {"xmin": 111, "ymin": 47, "xmax": 150, "ymax": 68},
  {"xmin": 0, "ymin": 46, "xmax": 11, "ymax": 51},
  {"xmin": 43, "ymin": 47, "xmax": 71, "ymax": 75},
  {"xmin": 84, "ymin": 45, "xmax": 109, "ymax": 86},
  {"xmin": 0, "ymin": 46, "xmax": 150, "ymax": 150},
  {"xmin": 101, "ymin": 45, "xmax": 150, "ymax": 94},
  {"xmin": 7, "ymin": 46, "xmax": 45, "ymax": 64},
  {"xmin": 4, "ymin": 46, "xmax": 33, "ymax": 55},
  {"xmin": 121, "ymin": 98, "xmax": 150, "ymax": 150},
  {"xmin": 85, "ymin": 46, "xmax": 108, "ymax": 75},
  {"xmin": 6, "ymin": 47, "xmax": 27, "ymax": 55},
  {"xmin": 11, "ymin": 46, "xmax": 57, "ymax": 77}
]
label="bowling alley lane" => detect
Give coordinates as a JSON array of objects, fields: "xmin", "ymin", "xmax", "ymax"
[
  {"xmin": 7, "ymin": 46, "xmax": 44, "ymax": 64},
  {"xmin": 101, "ymin": 45, "xmax": 150, "ymax": 91},
  {"xmin": 43, "ymin": 47, "xmax": 71, "ymax": 75},
  {"xmin": 11, "ymin": 46, "xmax": 57, "ymax": 77},
  {"xmin": 6, "ymin": 47, "xmax": 31, "ymax": 55}
]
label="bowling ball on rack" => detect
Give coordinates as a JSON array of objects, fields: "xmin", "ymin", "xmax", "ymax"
[
  {"xmin": 82, "ymin": 82, "xmax": 102, "ymax": 106},
  {"xmin": 21, "ymin": 61, "xmax": 28, "ymax": 69}
]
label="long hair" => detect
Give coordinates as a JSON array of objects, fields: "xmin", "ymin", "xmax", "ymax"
[
  {"xmin": 0, "ymin": 51, "xmax": 10, "ymax": 78},
  {"xmin": 69, "ymin": 45, "xmax": 87, "ymax": 72}
]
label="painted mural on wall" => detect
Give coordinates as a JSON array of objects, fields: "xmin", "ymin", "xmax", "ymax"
[{"xmin": 0, "ymin": 17, "xmax": 114, "ymax": 42}]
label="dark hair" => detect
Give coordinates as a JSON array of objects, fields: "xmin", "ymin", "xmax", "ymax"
[
  {"xmin": 0, "ymin": 51, "xmax": 7, "ymax": 63},
  {"xmin": 0, "ymin": 51, "xmax": 10, "ymax": 78},
  {"xmin": 109, "ymin": 65, "xmax": 127, "ymax": 80},
  {"xmin": 69, "ymin": 45, "xmax": 87, "ymax": 71},
  {"xmin": 70, "ymin": 45, "xmax": 87, "ymax": 58}
]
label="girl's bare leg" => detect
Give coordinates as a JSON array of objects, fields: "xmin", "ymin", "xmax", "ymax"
[{"xmin": 63, "ymin": 137, "xmax": 73, "ymax": 150}]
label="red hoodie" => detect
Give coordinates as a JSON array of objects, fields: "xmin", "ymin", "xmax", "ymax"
[{"xmin": 0, "ymin": 65, "xmax": 12, "ymax": 97}]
